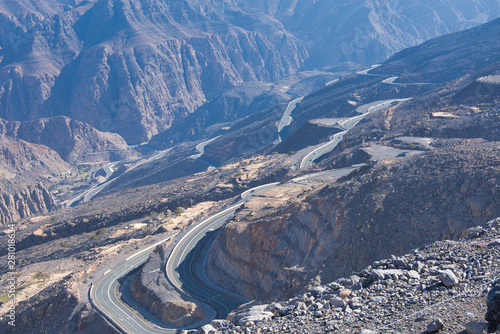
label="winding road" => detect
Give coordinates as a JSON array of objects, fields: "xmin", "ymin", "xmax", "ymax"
[
  {"xmin": 90, "ymin": 65, "xmax": 420, "ymax": 333},
  {"xmin": 382, "ymin": 76, "xmax": 438, "ymax": 86},
  {"xmin": 478, "ymin": 75, "xmax": 500, "ymax": 85},
  {"xmin": 190, "ymin": 136, "xmax": 222, "ymax": 160},
  {"xmin": 165, "ymin": 183, "xmax": 279, "ymax": 319},
  {"xmin": 90, "ymin": 183, "xmax": 278, "ymax": 333},
  {"xmin": 67, "ymin": 162, "xmax": 117, "ymax": 207},
  {"xmin": 300, "ymin": 99, "xmax": 410, "ymax": 169},
  {"xmin": 90, "ymin": 236, "xmax": 180, "ymax": 334},
  {"xmin": 277, "ymin": 97, "xmax": 304, "ymax": 142}
]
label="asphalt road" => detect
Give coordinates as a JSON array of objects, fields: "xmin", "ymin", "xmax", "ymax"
[
  {"xmin": 299, "ymin": 131, "xmax": 348, "ymax": 169},
  {"xmin": 382, "ymin": 76, "xmax": 438, "ymax": 86},
  {"xmin": 356, "ymin": 64, "xmax": 381, "ymax": 76},
  {"xmin": 91, "ymin": 183, "xmax": 279, "ymax": 333},
  {"xmin": 190, "ymin": 136, "xmax": 221, "ymax": 160},
  {"xmin": 165, "ymin": 182, "xmax": 279, "ymax": 319},
  {"xmin": 277, "ymin": 97, "xmax": 304, "ymax": 142},
  {"xmin": 67, "ymin": 162, "xmax": 117, "ymax": 207},
  {"xmin": 291, "ymin": 164, "xmax": 366, "ymax": 183},
  {"xmin": 90, "ymin": 236, "xmax": 180, "ymax": 334},
  {"xmin": 478, "ymin": 75, "xmax": 500, "ymax": 85},
  {"xmin": 325, "ymin": 78, "xmax": 340, "ymax": 86},
  {"xmin": 300, "ymin": 99, "xmax": 410, "ymax": 169}
]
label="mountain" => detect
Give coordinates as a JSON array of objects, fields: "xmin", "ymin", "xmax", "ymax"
[
  {"xmin": 372, "ymin": 17, "xmax": 500, "ymax": 82},
  {"xmin": 0, "ymin": 116, "xmax": 136, "ymax": 163},
  {"xmin": 204, "ymin": 18, "xmax": 500, "ymax": 301},
  {"xmin": 0, "ymin": 0, "xmax": 305, "ymax": 143},
  {"xmin": 238, "ymin": 0, "xmax": 500, "ymax": 69},
  {"xmin": 0, "ymin": 133, "xmax": 69, "ymax": 189},
  {"xmin": 1, "ymin": 0, "xmax": 499, "ymax": 145},
  {"xmin": 0, "ymin": 134, "xmax": 68, "ymax": 224}
]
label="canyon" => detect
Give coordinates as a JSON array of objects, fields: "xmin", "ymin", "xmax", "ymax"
[{"xmin": 0, "ymin": 2, "xmax": 499, "ymax": 334}]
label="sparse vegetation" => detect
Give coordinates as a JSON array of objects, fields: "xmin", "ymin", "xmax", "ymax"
[
  {"xmin": 60, "ymin": 242, "xmax": 70, "ymax": 248},
  {"xmin": 142, "ymin": 228, "xmax": 154, "ymax": 237},
  {"xmin": 33, "ymin": 272, "xmax": 51, "ymax": 281},
  {"xmin": 174, "ymin": 207, "xmax": 185, "ymax": 216},
  {"xmin": 233, "ymin": 171, "xmax": 244, "ymax": 178},
  {"xmin": 96, "ymin": 228, "xmax": 107, "ymax": 236}
]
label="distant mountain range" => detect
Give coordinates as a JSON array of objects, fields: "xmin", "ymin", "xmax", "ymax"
[{"xmin": 0, "ymin": 0, "xmax": 499, "ymax": 146}]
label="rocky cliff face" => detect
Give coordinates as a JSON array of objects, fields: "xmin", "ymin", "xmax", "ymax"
[
  {"xmin": 0, "ymin": 183, "xmax": 58, "ymax": 225},
  {"xmin": 217, "ymin": 218, "xmax": 500, "ymax": 334},
  {"xmin": 0, "ymin": 133, "xmax": 69, "ymax": 182},
  {"xmin": 0, "ymin": 0, "xmax": 305, "ymax": 143},
  {"xmin": 0, "ymin": 116, "xmax": 136, "ymax": 163},
  {"xmin": 130, "ymin": 243, "xmax": 207, "ymax": 327},
  {"xmin": 238, "ymin": 0, "xmax": 500, "ymax": 69},
  {"xmin": 206, "ymin": 142, "xmax": 500, "ymax": 302},
  {"xmin": 0, "ymin": 133, "xmax": 68, "ymax": 224},
  {"xmin": 0, "ymin": 275, "xmax": 118, "ymax": 334},
  {"xmin": 1, "ymin": 0, "xmax": 498, "ymax": 145}
]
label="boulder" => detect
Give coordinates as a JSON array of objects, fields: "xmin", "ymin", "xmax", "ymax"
[
  {"xmin": 465, "ymin": 322, "xmax": 489, "ymax": 334},
  {"xmin": 427, "ymin": 318, "xmax": 445, "ymax": 333},
  {"xmin": 439, "ymin": 270, "xmax": 459, "ymax": 287},
  {"xmin": 486, "ymin": 282, "xmax": 500, "ymax": 325}
]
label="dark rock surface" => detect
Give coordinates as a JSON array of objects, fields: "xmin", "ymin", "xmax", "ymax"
[
  {"xmin": 0, "ymin": 0, "xmax": 305, "ymax": 143},
  {"xmin": 486, "ymin": 281, "xmax": 500, "ymax": 325},
  {"xmin": 0, "ymin": 276, "xmax": 118, "ymax": 334},
  {"xmin": 372, "ymin": 18, "xmax": 500, "ymax": 83},
  {"xmin": 239, "ymin": 0, "xmax": 500, "ymax": 70}
]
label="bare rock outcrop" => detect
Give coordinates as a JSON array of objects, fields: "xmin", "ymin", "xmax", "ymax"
[
  {"xmin": 0, "ymin": 183, "xmax": 58, "ymax": 225},
  {"xmin": 0, "ymin": 276, "xmax": 118, "ymax": 334},
  {"xmin": 130, "ymin": 243, "xmax": 207, "ymax": 327},
  {"xmin": 206, "ymin": 142, "xmax": 500, "ymax": 302},
  {"xmin": 0, "ymin": 0, "xmax": 305, "ymax": 144},
  {"xmin": 0, "ymin": 117, "xmax": 136, "ymax": 163}
]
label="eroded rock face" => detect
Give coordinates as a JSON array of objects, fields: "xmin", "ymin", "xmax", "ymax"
[
  {"xmin": 238, "ymin": 0, "xmax": 500, "ymax": 69},
  {"xmin": 130, "ymin": 243, "xmax": 207, "ymax": 327},
  {"xmin": 0, "ymin": 183, "xmax": 58, "ymax": 225},
  {"xmin": 0, "ymin": 0, "xmax": 305, "ymax": 144},
  {"xmin": 206, "ymin": 142, "xmax": 500, "ymax": 302},
  {"xmin": 0, "ymin": 276, "xmax": 118, "ymax": 334},
  {"xmin": 0, "ymin": 116, "xmax": 135, "ymax": 163}
]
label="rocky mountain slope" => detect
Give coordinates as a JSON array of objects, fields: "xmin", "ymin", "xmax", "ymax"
[
  {"xmin": 202, "ymin": 217, "xmax": 500, "ymax": 334},
  {"xmin": 206, "ymin": 141, "xmax": 500, "ymax": 302},
  {"xmin": 372, "ymin": 17, "xmax": 500, "ymax": 83},
  {"xmin": 130, "ymin": 242, "xmax": 208, "ymax": 327},
  {"xmin": 0, "ymin": 183, "xmax": 58, "ymax": 225},
  {"xmin": 0, "ymin": 133, "xmax": 69, "ymax": 186},
  {"xmin": 0, "ymin": 116, "xmax": 135, "ymax": 163},
  {"xmin": 1, "ymin": 0, "xmax": 499, "ymax": 146},
  {"xmin": 0, "ymin": 133, "xmax": 69, "ymax": 224},
  {"xmin": 200, "ymin": 16, "xmax": 500, "ymax": 167},
  {"xmin": 0, "ymin": 0, "xmax": 305, "ymax": 143},
  {"xmin": 238, "ymin": 0, "xmax": 500, "ymax": 69},
  {"xmin": 203, "ymin": 18, "xmax": 500, "ymax": 305},
  {"xmin": 1, "ymin": 6, "xmax": 500, "ymax": 334}
]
